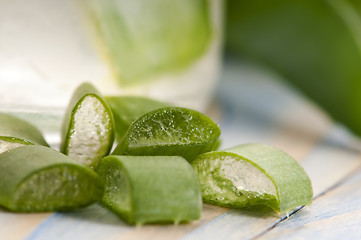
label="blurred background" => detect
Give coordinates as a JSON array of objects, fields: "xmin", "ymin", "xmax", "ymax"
[
  {"xmin": 1, "ymin": 0, "xmax": 361, "ymax": 145},
  {"xmin": 0, "ymin": 0, "xmax": 221, "ymax": 142}
]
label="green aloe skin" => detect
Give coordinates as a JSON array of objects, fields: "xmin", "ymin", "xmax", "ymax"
[
  {"xmin": 226, "ymin": 0, "xmax": 361, "ymax": 136},
  {"xmin": 105, "ymin": 96, "xmax": 170, "ymax": 143},
  {"xmin": 97, "ymin": 155, "xmax": 202, "ymax": 225},
  {"xmin": 84, "ymin": 0, "xmax": 211, "ymax": 85},
  {"xmin": 0, "ymin": 145, "xmax": 103, "ymax": 212},
  {"xmin": 112, "ymin": 107, "xmax": 221, "ymax": 162},
  {"xmin": 61, "ymin": 82, "xmax": 115, "ymax": 169},
  {"xmin": 191, "ymin": 143, "xmax": 313, "ymax": 214},
  {"xmin": 0, "ymin": 113, "xmax": 49, "ymax": 153}
]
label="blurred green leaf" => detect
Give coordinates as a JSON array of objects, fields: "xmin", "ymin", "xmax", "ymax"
[
  {"xmin": 226, "ymin": 0, "xmax": 361, "ymax": 135},
  {"xmin": 348, "ymin": 0, "xmax": 361, "ymax": 15},
  {"xmin": 86, "ymin": 0, "xmax": 211, "ymax": 86}
]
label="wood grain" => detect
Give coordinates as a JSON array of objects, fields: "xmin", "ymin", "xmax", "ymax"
[
  {"xmin": 257, "ymin": 165, "xmax": 361, "ymax": 240},
  {"xmin": 0, "ymin": 210, "xmax": 51, "ymax": 240}
]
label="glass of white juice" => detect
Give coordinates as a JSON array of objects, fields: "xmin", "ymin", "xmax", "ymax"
[{"xmin": 0, "ymin": 0, "xmax": 222, "ymax": 144}]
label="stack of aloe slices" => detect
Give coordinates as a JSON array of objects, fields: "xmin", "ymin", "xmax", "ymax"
[{"xmin": 0, "ymin": 82, "xmax": 313, "ymax": 225}]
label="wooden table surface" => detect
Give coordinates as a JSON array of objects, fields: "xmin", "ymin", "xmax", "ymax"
[{"xmin": 1, "ymin": 60, "xmax": 361, "ymax": 240}]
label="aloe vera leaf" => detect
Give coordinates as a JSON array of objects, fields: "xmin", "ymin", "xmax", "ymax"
[
  {"xmin": 112, "ymin": 107, "xmax": 221, "ymax": 162},
  {"xmin": 191, "ymin": 143, "xmax": 313, "ymax": 213},
  {"xmin": 84, "ymin": 0, "xmax": 211, "ymax": 85},
  {"xmin": 348, "ymin": 0, "xmax": 361, "ymax": 15},
  {"xmin": 97, "ymin": 155, "xmax": 202, "ymax": 225},
  {"xmin": 61, "ymin": 82, "xmax": 115, "ymax": 169},
  {"xmin": 0, "ymin": 145, "xmax": 103, "ymax": 212},
  {"xmin": 226, "ymin": 0, "xmax": 361, "ymax": 136},
  {"xmin": 105, "ymin": 96, "xmax": 170, "ymax": 143},
  {"xmin": 0, "ymin": 113, "xmax": 49, "ymax": 153}
]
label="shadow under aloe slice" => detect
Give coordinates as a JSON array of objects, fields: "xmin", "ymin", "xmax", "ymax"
[
  {"xmin": 112, "ymin": 107, "xmax": 221, "ymax": 162},
  {"xmin": 191, "ymin": 143, "xmax": 313, "ymax": 214},
  {"xmin": 0, "ymin": 113, "xmax": 49, "ymax": 154},
  {"xmin": 0, "ymin": 145, "xmax": 103, "ymax": 212},
  {"xmin": 97, "ymin": 155, "xmax": 202, "ymax": 225},
  {"xmin": 61, "ymin": 82, "xmax": 115, "ymax": 169}
]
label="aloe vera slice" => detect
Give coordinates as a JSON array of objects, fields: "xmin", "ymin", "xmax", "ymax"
[
  {"xmin": 0, "ymin": 145, "xmax": 103, "ymax": 212},
  {"xmin": 112, "ymin": 107, "xmax": 220, "ymax": 161},
  {"xmin": 106, "ymin": 96, "xmax": 170, "ymax": 143},
  {"xmin": 191, "ymin": 143, "xmax": 313, "ymax": 213},
  {"xmin": 61, "ymin": 83, "xmax": 115, "ymax": 169},
  {"xmin": 97, "ymin": 155, "xmax": 202, "ymax": 225},
  {"xmin": 84, "ymin": 0, "xmax": 211, "ymax": 85},
  {"xmin": 0, "ymin": 113, "xmax": 49, "ymax": 154}
]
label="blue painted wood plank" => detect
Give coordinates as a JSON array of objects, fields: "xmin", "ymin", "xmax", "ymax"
[
  {"xmin": 257, "ymin": 165, "xmax": 361, "ymax": 240},
  {"xmin": 25, "ymin": 205, "xmax": 129, "ymax": 240}
]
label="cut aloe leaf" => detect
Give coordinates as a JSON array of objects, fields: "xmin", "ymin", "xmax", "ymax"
[
  {"xmin": 191, "ymin": 143, "xmax": 313, "ymax": 213},
  {"xmin": 226, "ymin": 0, "xmax": 361, "ymax": 136},
  {"xmin": 0, "ymin": 113, "xmax": 49, "ymax": 154},
  {"xmin": 112, "ymin": 107, "xmax": 221, "ymax": 162},
  {"xmin": 61, "ymin": 82, "xmax": 115, "ymax": 169},
  {"xmin": 0, "ymin": 145, "xmax": 103, "ymax": 212},
  {"xmin": 84, "ymin": 0, "xmax": 211, "ymax": 85},
  {"xmin": 97, "ymin": 155, "xmax": 202, "ymax": 225},
  {"xmin": 105, "ymin": 96, "xmax": 170, "ymax": 143}
]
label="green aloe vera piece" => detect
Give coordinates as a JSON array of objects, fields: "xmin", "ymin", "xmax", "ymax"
[
  {"xmin": 61, "ymin": 82, "xmax": 115, "ymax": 169},
  {"xmin": 226, "ymin": 0, "xmax": 361, "ymax": 136},
  {"xmin": 112, "ymin": 107, "xmax": 221, "ymax": 162},
  {"xmin": 0, "ymin": 145, "xmax": 103, "ymax": 212},
  {"xmin": 0, "ymin": 113, "xmax": 49, "ymax": 154},
  {"xmin": 191, "ymin": 143, "xmax": 313, "ymax": 214},
  {"xmin": 106, "ymin": 96, "xmax": 170, "ymax": 143},
  {"xmin": 84, "ymin": 0, "xmax": 211, "ymax": 85},
  {"xmin": 97, "ymin": 155, "xmax": 202, "ymax": 225}
]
